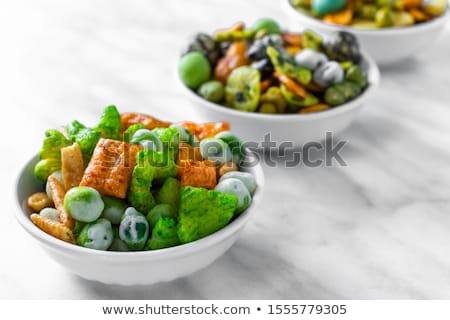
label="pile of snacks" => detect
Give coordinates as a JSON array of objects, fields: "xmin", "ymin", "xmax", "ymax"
[
  {"xmin": 290, "ymin": 0, "xmax": 447, "ymax": 28},
  {"xmin": 178, "ymin": 18, "xmax": 369, "ymax": 114},
  {"xmin": 26, "ymin": 106, "xmax": 256, "ymax": 251}
]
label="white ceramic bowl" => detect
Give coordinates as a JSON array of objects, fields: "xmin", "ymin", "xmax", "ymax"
[
  {"xmin": 282, "ymin": 0, "xmax": 449, "ymax": 65},
  {"xmin": 15, "ymin": 153, "xmax": 264, "ymax": 286},
  {"xmin": 179, "ymin": 51, "xmax": 379, "ymax": 148}
]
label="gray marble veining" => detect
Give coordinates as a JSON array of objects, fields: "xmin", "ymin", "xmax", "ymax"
[{"xmin": 1, "ymin": 0, "xmax": 450, "ymax": 299}]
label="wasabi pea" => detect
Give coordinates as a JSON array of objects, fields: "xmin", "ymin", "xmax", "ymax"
[
  {"xmin": 219, "ymin": 171, "xmax": 257, "ymax": 195},
  {"xmin": 198, "ymin": 80, "xmax": 224, "ymax": 103},
  {"xmin": 178, "ymin": 52, "xmax": 211, "ymax": 90},
  {"xmin": 45, "ymin": 170, "xmax": 62, "ymax": 201},
  {"xmin": 200, "ymin": 138, "xmax": 232, "ymax": 165},
  {"xmin": 215, "ymin": 178, "xmax": 251, "ymax": 214},
  {"xmin": 119, "ymin": 207, "xmax": 149, "ymax": 250},
  {"xmin": 313, "ymin": 61, "xmax": 344, "ymax": 88},
  {"xmin": 215, "ymin": 131, "xmax": 245, "ymax": 164},
  {"xmin": 259, "ymin": 103, "xmax": 277, "ymax": 114},
  {"xmin": 251, "ymin": 18, "xmax": 281, "ymax": 34},
  {"xmin": 170, "ymin": 124, "xmax": 196, "ymax": 145},
  {"xmin": 101, "ymin": 196, "xmax": 127, "ymax": 225},
  {"xmin": 375, "ymin": 7, "xmax": 394, "ymax": 28},
  {"xmin": 64, "ymin": 186, "xmax": 104, "ymax": 223},
  {"xmin": 294, "ymin": 48, "xmax": 328, "ymax": 70},
  {"xmin": 78, "ymin": 218, "xmax": 113, "ymax": 251},
  {"xmin": 130, "ymin": 129, "xmax": 163, "ymax": 151},
  {"xmin": 40, "ymin": 208, "xmax": 60, "ymax": 222},
  {"xmin": 345, "ymin": 65, "xmax": 368, "ymax": 88},
  {"xmin": 109, "ymin": 227, "xmax": 129, "ymax": 252}
]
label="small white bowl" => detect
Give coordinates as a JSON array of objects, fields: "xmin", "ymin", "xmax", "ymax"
[
  {"xmin": 179, "ymin": 51, "xmax": 379, "ymax": 148},
  {"xmin": 15, "ymin": 153, "xmax": 264, "ymax": 286},
  {"xmin": 282, "ymin": 0, "xmax": 449, "ymax": 65}
]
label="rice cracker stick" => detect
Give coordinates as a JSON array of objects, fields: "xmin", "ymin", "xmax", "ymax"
[
  {"xmin": 61, "ymin": 143, "xmax": 84, "ymax": 190},
  {"xmin": 48, "ymin": 175, "xmax": 75, "ymax": 229},
  {"xmin": 30, "ymin": 214, "xmax": 76, "ymax": 244},
  {"xmin": 79, "ymin": 138, "xmax": 140, "ymax": 199}
]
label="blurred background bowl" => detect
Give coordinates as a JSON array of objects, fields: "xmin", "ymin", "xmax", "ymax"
[
  {"xmin": 15, "ymin": 152, "xmax": 264, "ymax": 286},
  {"xmin": 281, "ymin": 0, "xmax": 449, "ymax": 65},
  {"xmin": 178, "ymin": 51, "xmax": 379, "ymax": 148}
]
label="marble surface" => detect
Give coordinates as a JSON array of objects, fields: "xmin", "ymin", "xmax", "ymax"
[{"xmin": 2, "ymin": 0, "xmax": 450, "ymax": 299}]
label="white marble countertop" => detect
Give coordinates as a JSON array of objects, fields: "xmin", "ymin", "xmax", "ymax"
[{"xmin": 2, "ymin": 0, "xmax": 450, "ymax": 299}]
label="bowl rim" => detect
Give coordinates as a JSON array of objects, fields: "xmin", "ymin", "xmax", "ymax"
[
  {"xmin": 177, "ymin": 49, "xmax": 380, "ymax": 122},
  {"xmin": 15, "ymin": 150, "xmax": 264, "ymax": 261},
  {"xmin": 282, "ymin": 0, "xmax": 450, "ymax": 35}
]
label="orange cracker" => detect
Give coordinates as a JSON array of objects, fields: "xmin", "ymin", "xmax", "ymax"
[
  {"xmin": 48, "ymin": 175, "xmax": 75, "ymax": 229},
  {"xmin": 178, "ymin": 121, "xmax": 230, "ymax": 141},
  {"xmin": 177, "ymin": 142, "xmax": 203, "ymax": 163},
  {"xmin": 79, "ymin": 138, "xmax": 140, "ymax": 199},
  {"xmin": 178, "ymin": 160, "xmax": 217, "ymax": 189},
  {"xmin": 61, "ymin": 143, "xmax": 84, "ymax": 190},
  {"xmin": 120, "ymin": 113, "xmax": 171, "ymax": 133},
  {"xmin": 30, "ymin": 214, "xmax": 76, "ymax": 244}
]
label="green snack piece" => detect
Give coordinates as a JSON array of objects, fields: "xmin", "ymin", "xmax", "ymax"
[
  {"xmin": 64, "ymin": 186, "xmax": 104, "ymax": 223},
  {"xmin": 73, "ymin": 221, "xmax": 86, "ymax": 238},
  {"xmin": 392, "ymin": 11, "xmax": 415, "ymax": 27},
  {"xmin": 178, "ymin": 52, "xmax": 211, "ymax": 90},
  {"xmin": 66, "ymin": 120, "xmax": 101, "ymax": 164},
  {"xmin": 119, "ymin": 207, "xmax": 149, "ymax": 250},
  {"xmin": 95, "ymin": 105, "xmax": 121, "ymax": 140},
  {"xmin": 251, "ymin": 18, "xmax": 281, "ymax": 35},
  {"xmin": 147, "ymin": 204, "xmax": 177, "ymax": 229},
  {"xmin": 340, "ymin": 61, "xmax": 354, "ymax": 71},
  {"xmin": 215, "ymin": 178, "xmax": 251, "ymax": 214},
  {"xmin": 109, "ymin": 238, "xmax": 129, "ymax": 252},
  {"xmin": 214, "ymin": 131, "xmax": 245, "ymax": 164},
  {"xmin": 157, "ymin": 177, "xmax": 180, "ymax": 211},
  {"xmin": 101, "ymin": 196, "xmax": 127, "ymax": 225},
  {"xmin": 259, "ymin": 103, "xmax": 277, "ymax": 114},
  {"xmin": 146, "ymin": 217, "xmax": 180, "ymax": 250},
  {"xmin": 169, "ymin": 124, "xmax": 196, "ymax": 145},
  {"xmin": 123, "ymin": 124, "xmax": 145, "ymax": 143},
  {"xmin": 302, "ymin": 29, "xmax": 323, "ymax": 51},
  {"xmin": 324, "ymin": 85, "xmax": 347, "ymax": 106},
  {"xmin": 177, "ymin": 187, "xmax": 238, "ymax": 243},
  {"xmin": 34, "ymin": 130, "xmax": 72, "ymax": 181},
  {"xmin": 311, "ymin": 0, "xmax": 347, "ymax": 16},
  {"xmin": 219, "ymin": 171, "xmax": 257, "ymax": 195},
  {"xmin": 291, "ymin": 0, "xmax": 310, "ymax": 7},
  {"xmin": 422, "ymin": 0, "xmax": 447, "ymax": 16},
  {"xmin": 130, "ymin": 129, "xmax": 163, "ymax": 151},
  {"xmin": 375, "ymin": 7, "xmax": 394, "ymax": 28},
  {"xmin": 357, "ymin": 4, "xmax": 377, "ymax": 20},
  {"xmin": 214, "ymin": 30, "xmax": 255, "ymax": 42},
  {"xmin": 78, "ymin": 218, "xmax": 113, "ymax": 251},
  {"xmin": 376, "ymin": 0, "xmax": 395, "ymax": 7},
  {"xmin": 109, "ymin": 226, "xmax": 129, "ymax": 251},
  {"xmin": 128, "ymin": 154, "xmax": 156, "ymax": 214},
  {"xmin": 152, "ymin": 127, "xmax": 180, "ymax": 161},
  {"xmin": 200, "ymin": 138, "xmax": 232, "ymax": 165},
  {"xmin": 225, "ymin": 66, "xmax": 261, "ymax": 112},
  {"xmin": 332, "ymin": 81, "xmax": 362, "ymax": 100},
  {"xmin": 198, "ymin": 80, "xmax": 225, "ymax": 103},
  {"xmin": 137, "ymin": 149, "xmax": 178, "ymax": 181},
  {"xmin": 260, "ymin": 86, "xmax": 287, "ymax": 113},
  {"xmin": 39, "ymin": 208, "xmax": 60, "ymax": 222},
  {"xmin": 266, "ymin": 46, "xmax": 312, "ymax": 85},
  {"xmin": 280, "ymin": 84, "xmax": 319, "ymax": 111}
]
